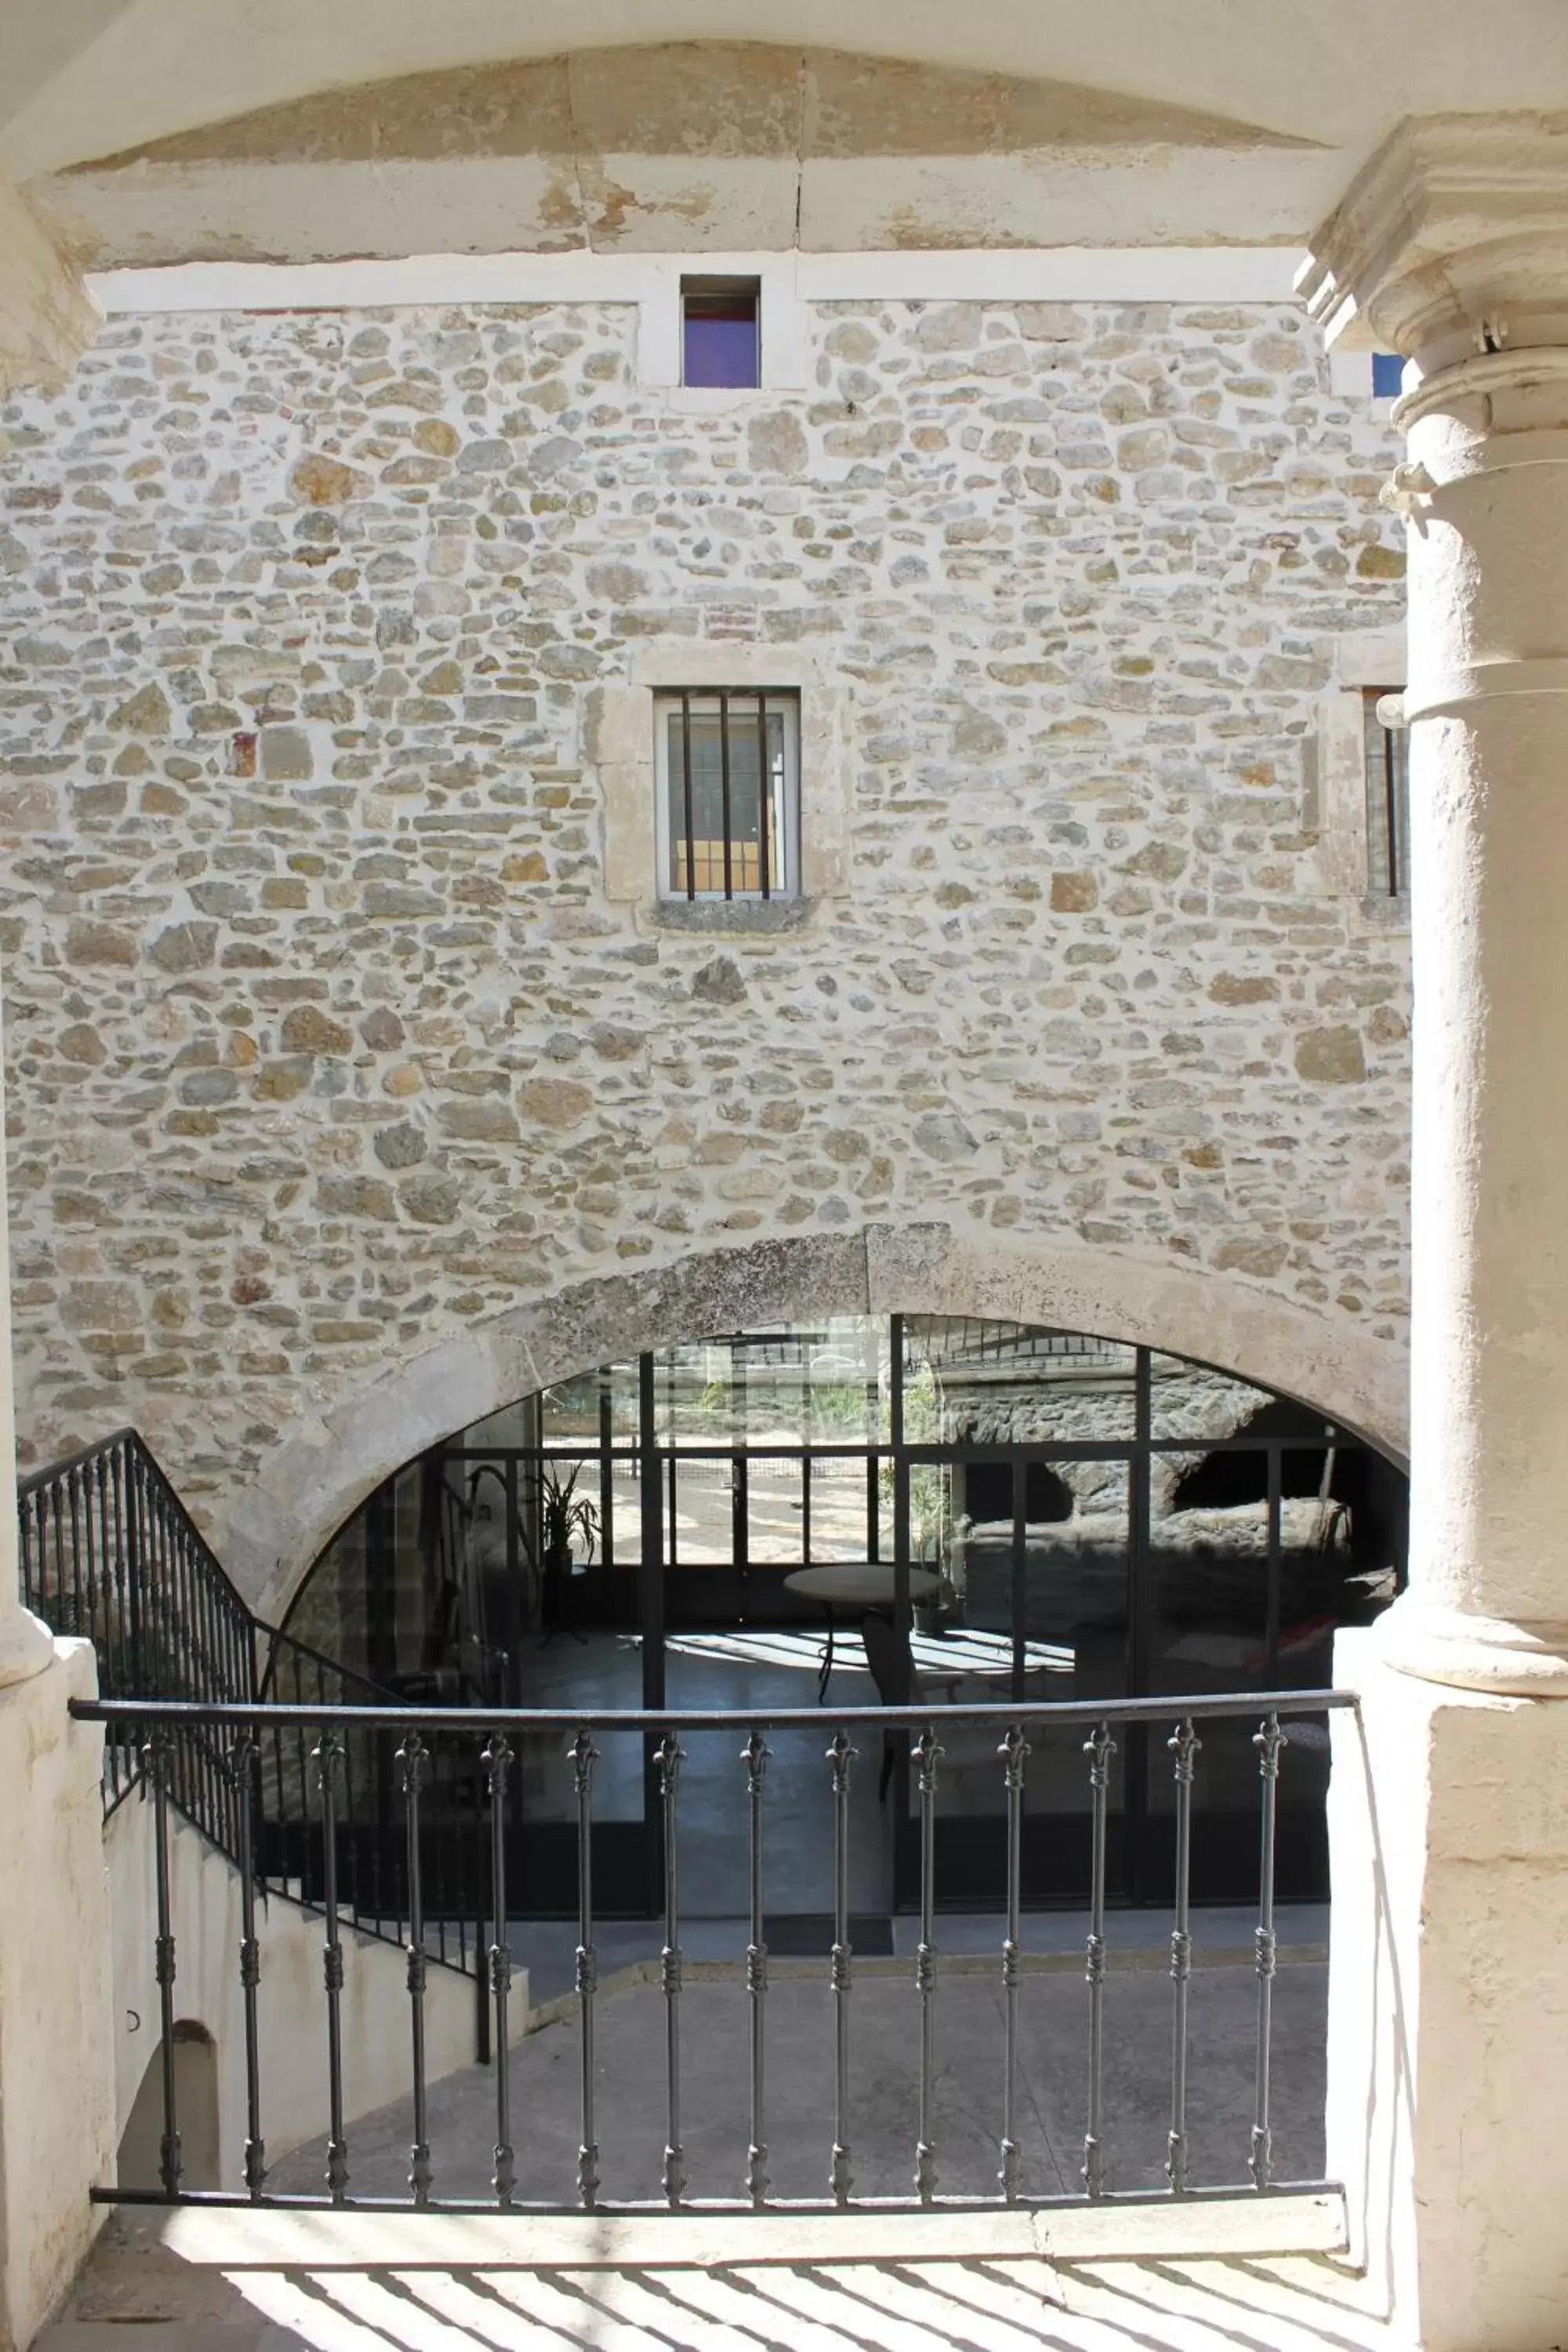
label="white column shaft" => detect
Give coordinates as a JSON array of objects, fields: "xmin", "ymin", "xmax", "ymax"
[{"xmin": 1388, "ymin": 361, "xmax": 1568, "ymax": 1685}]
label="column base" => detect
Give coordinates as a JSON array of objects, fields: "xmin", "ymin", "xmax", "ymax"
[
  {"xmin": 0, "ymin": 1639, "xmax": 114, "ymax": 2352},
  {"xmin": 0, "ymin": 1605, "xmax": 53, "ymax": 1691},
  {"xmin": 1329, "ymin": 1631, "xmax": 1568, "ymax": 2352},
  {"xmin": 1372, "ymin": 1593, "xmax": 1568, "ymax": 1696}
]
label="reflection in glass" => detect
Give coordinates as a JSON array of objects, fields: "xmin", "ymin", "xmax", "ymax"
[{"xmin": 281, "ymin": 1313, "xmax": 1407, "ymax": 1914}]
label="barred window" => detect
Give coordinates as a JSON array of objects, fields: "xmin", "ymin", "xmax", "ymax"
[
  {"xmin": 1363, "ymin": 689, "xmax": 1410, "ymax": 901},
  {"xmin": 655, "ymin": 690, "xmax": 800, "ymax": 902}
]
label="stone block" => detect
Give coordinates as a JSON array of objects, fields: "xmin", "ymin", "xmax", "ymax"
[
  {"xmin": 281, "ymin": 1005, "xmax": 354, "ymax": 1056},
  {"xmin": 291, "ymin": 455, "xmax": 364, "ymax": 506},
  {"xmin": 1295, "ymin": 1025, "xmax": 1367, "ymax": 1083},
  {"xmin": 260, "ymin": 727, "xmax": 314, "ymax": 782}
]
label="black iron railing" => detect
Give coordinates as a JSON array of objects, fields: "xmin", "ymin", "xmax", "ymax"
[
  {"xmin": 256, "ymin": 1628, "xmax": 488, "ymax": 1986},
  {"xmin": 19, "ymin": 1432, "xmax": 485, "ymax": 1988},
  {"xmin": 72, "ymin": 1687, "xmax": 1354, "ymax": 2216},
  {"xmin": 18, "ymin": 1428, "xmax": 256, "ymax": 1824}
]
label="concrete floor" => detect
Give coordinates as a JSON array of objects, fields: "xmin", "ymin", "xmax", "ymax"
[
  {"xmin": 508, "ymin": 1900, "xmax": 1327, "ymax": 2002},
  {"xmin": 502, "ymin": 1630, "xmax": 1328, "ymax": 1924},
  {"xmin": 263, "ymin": 1954, "xmax": 1327, "ymax": 2209},
  {"xmin": 42, "ymin": 2209, "xmax": 1404, "ymax": 2352}
]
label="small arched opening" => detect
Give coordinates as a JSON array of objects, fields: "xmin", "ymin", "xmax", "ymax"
[{"xmin": 118, "ymin": 2020, "xmax": 220, "ymax": 2194}]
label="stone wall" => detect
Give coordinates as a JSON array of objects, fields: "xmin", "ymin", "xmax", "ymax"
[{"xmin": 0, "ymin": 292, "xmax": 1410, "ymax": 1557}]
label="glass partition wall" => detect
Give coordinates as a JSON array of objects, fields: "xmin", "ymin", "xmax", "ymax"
[{"xmin": 281, "ymin": 1316, "xmax": 1406, "ymax": 1918}]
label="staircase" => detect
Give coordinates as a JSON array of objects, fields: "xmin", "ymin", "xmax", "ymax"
[{"xmin": 18, "ymin": 1428, "xmax": 486, "ymax": 1990}]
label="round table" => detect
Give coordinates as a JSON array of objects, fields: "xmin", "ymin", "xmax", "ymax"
[{"xmin": 783, "ymin": 1563, "xmax": 944, "ymax": 1700}]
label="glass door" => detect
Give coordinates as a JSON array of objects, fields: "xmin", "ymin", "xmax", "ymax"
[{"xmin": 897, "ymin": 1322, "xmax": 1141, "ymax": 1910}]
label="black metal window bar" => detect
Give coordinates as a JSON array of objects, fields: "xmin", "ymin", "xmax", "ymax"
[
  {"xmin": 661, "ymin": 690, "xmax": 794, "ymax": 902},
  {"xmin": 1364, "ymin": 689, "xmax": 1410, "ymax": 900},
  {"xmin": 74, "ymin": 1686, "xmax": 1353, "ymax": 2216}
]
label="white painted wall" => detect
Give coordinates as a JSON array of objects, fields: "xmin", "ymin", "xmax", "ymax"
[
  {"xmin": 0, "ymin": 1642, "xmax": 114, "ymax": 2352},
  {"xmin": 105, "ymin": 1795, "xmax": 517, "ymax": 2195}
]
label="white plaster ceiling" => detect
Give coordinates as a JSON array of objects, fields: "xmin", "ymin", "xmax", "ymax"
[{"xmin": 7, "ymin": 1, "xmax": 1568, "ymax": 260}]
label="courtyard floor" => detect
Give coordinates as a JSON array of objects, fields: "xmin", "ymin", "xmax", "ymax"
[{"xmin": 42, "ymin": 2209, "xmax": 1405, "ymax": 2352}]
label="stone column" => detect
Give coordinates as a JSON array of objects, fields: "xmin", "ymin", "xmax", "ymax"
[{"xmin": 1301, "ymin": 118, "xmax": 1568, "ymax": 2350}]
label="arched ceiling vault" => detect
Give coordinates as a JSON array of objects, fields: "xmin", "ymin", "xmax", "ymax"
[{"xmin": 7, "ymin": 3, "xmax": 1568, "ymax": 265}]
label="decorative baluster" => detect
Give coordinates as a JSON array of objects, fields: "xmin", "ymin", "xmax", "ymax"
[
  {"xmin": 398, "ymin": 1731, "xmax": 432, "ymax": 2208},
  {"xmin": 1167, "ymin": 1719, "xmax": 1200, "ymax": 2197},
  {"xmin": 1082, "ymin": 1720, "xmax": 1116, "ymax": 2200},
  {"xmin": 484, "ymin": 1736, "xmax": 515, "ymax": 2207},
  {"xmin": 998, "ymin": 1724, "xmax": 1029, "ymax": 2204},
  {"xmin": 829, "ymin": 1726, "xmax": 856, "ymax": 2207},
  {"xmin": 913, "ymin": 1722, "xmax": 942, "ymax": 2205},
  {"xmin": 230, "ymin": 1731, "xmax": 266, "ymax": 2199},
  {"xmin": 658, "ymin": 1731, "xmax": 687, "ymax": 2206},
  {"xmin": 743, "ymin": 1729, "xmax": 770, "ymax": 2206},
  {"xmin": 314, "ymin": 1730, "xmax": 349, "ymax": 2204},
  {"xmin": 1250, "ymin": 1713, "xmax": 1287, "ymax": 2191},
  {"xmin": 145, "ymin": 1727, "xmax": 182, "ymax": 2198},
  {"xmin": 572, "ymin": 1729, "xmax": 601, "ymax": 2209}
]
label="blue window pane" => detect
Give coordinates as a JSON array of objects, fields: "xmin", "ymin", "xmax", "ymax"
[
  {"xmin": 1372, "ymin": 352, "xmax": 1404, "ymax": 397},
  {"xmin": 684, "ymin": 307, "xmax": 758, "ymax": 389}
]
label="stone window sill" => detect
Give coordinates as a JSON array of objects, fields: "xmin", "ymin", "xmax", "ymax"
[
  {"xmin": 647, "ymin": 896, "xmax": 817, "ymax": 937},
  {"xmin": 1359, "ymin": 892, "xmax": 1410, "ymax": 933}
]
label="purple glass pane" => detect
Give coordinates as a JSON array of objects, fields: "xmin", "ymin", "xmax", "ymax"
[{"xmin": 684, "ymin": 310, "xmax": 759, "ymax": 389}]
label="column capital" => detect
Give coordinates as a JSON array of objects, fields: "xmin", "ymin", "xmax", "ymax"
[{"xmin": 1298, "ymin": 112, "xmax": 1568, "ymax": 376}]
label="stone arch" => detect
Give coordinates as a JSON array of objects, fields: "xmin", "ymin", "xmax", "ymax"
[{"xmin": 223, "ymin": 1221, "xmax": 1408, "ymax": 1622}]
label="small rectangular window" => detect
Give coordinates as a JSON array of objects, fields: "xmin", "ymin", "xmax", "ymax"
[
  {"xmin": 681, "ymin": 277, "xmax": 760, "ymax": 389},
  {"xmin": 1371, "ymin": 352, "xmax": 1405, "ymax": 399},
  {"xmin": 655, "ymin": 690, "xmax": 799, "ymax": 901},
  {"xmin": 1363, "ymin": 689, "xmax": 1410, "ymax": 899}
]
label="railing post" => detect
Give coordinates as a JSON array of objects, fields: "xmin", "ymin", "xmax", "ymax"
[
  {"xmin": 829, "ymin": 1725, "xmax": 855, "ymax": 2208},
  {"xmin": 999, "ymin": 1722, "xmax": 1028, "ymax": 2205},
  {"xmin": 397, "ymin": 1730, "xmax": 432, "ymax": 2208},
  {"xmin": 1167, "ymin": 1717, "xmax": 1199, "ymax": 2197},
  {"xmin": 145, "ymin": 1726, "xmax": 182, "ymax": 2199},
  {"xmin": 743, "ymin": 1727, "xmax": 770, "ymax": 2208},
  {"xmin": 314, "ymin": 1730, "xmax": 349, "ymax": 2205},
  {"xmin": 483, "ymin": 1734, "xmax": 515, "ymax": 2208},
  {"xmin": 913, "ymin": 1721, "xmax": 942, "ymax": 2206},
  {"xmin": 230, "ymin": 1730, "xmax": 266, "ymax": 2200},
  {"xmin": 1251, "ymin": 1711, "xmax": 1285, "ymax": 2193},
  {"xmin": 1083, "ymin": 1719, "xmax": 1115, "ymax": 2201},
  {"xmin": 658, "ymin": 1730, "xmax": 686, "ymax": 2208},
  {"xmin": 572, "ymin": 1727, "xmax": 601, "ymax": 2210}
]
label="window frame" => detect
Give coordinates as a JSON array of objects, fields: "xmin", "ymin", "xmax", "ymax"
[
  {"xmin": 653, "ymin": 687, "xmax": 801, "ymax": 904},
  {"xmin": 680, "ymin": 275, "xmax": 762, "ymax": 390}
]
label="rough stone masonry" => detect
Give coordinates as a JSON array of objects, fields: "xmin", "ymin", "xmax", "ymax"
[{"xmin": 0, "ymin": 293, "xmax": 1409, "ymax": 1542}]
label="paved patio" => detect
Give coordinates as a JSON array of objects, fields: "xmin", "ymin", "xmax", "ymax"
[
  {"xmin": 257, "ymin": 1953, "xmax": 1327, "ymax": 2210},
  {"xmin": 42, "ymin": 2209, "xmax": 1403, "ymax": 2352}
]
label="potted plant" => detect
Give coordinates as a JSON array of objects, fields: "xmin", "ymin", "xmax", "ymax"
[{"xmin": 531, "ymin": 1461, "xmax": 600, "ymax": 1645}]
